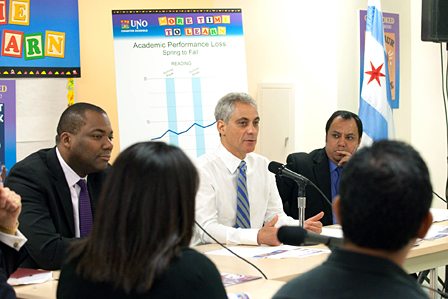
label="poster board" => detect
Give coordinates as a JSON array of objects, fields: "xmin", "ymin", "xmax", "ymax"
[
  {"xmin": 112, "ymin": 9, "xmax": 248, "ymax": 159},
  {"xmin": 0, "ymin": 0, "xmax": 81, "ymax": 78}
]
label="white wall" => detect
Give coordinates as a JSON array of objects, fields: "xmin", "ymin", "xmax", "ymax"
[
  {"xmin": 214, "ymin": 0, "xmax": 339, "ymax": 153},
  {"xmin": 411, "ymin": 0, "xmax": 447, "ymax": 209},
  {"xmin": 213, "ymin": 0, "xmax": 447, "ymax": 209}
]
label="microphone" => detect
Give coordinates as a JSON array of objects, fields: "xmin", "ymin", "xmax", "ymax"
[
  {"xmin": 269, "ymin": 161, "xmax": 332, "ymax": 207},
  {"xmin": 277, "ymin": 225, "xmax": 343, "ymax": 247},
  {"xmin": 268, "ymin": 161, "xmax": 310, "ymax": 184}
]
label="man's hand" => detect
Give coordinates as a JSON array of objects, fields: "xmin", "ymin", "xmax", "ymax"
[
  {"xmin": 304, "ymin": 212, "xmax": 324, "ymax": 234},
  {"xmin": 1, "ymin": 165, "xmax": 6, "ymax": 182},
  {"xmin": 0, "ymin": 182, "xmax": 21, "ymax": 234},
  {"xmin": 257, "ymin": 215, "xmax": 281, "ymax": 246},
  {"xmin": 336, "ymin": 150, "xmax": 355, "ymax": 167}
]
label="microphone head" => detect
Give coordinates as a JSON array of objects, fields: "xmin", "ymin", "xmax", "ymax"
[
  {"xmin": 277, "ymin": 226, "xmax": 307, "ymax": 246},
  {"xmin": 268, "ymin": 161, "xmax": 284, "ymax": 175}
]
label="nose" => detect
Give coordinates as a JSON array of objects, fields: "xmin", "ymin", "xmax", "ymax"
[
  {"xmin": 247, "ymin": 123, "xmax": 257, "ymax": 135},
  {"xmin": 337, "ymin": 136, "xmax": 346, "ymax": 148},
  {"xmin": 103, "ymin": 138, "xmax": 113, "ymax": 151}
]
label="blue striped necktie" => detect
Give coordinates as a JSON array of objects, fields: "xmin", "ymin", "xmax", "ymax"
[{"xmin": 236, "ymin": 160, "xmax": 250, "ymax": 228}]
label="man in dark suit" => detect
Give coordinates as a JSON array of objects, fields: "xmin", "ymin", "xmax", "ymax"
[
  {"xmin": 5, "ymin": 103, "xmax": 113, "ymax": 270},
  {"xmin": 276, "ymin": 111, "xmax": 362, "ymax": 226},
  {"xmin": 0, "ymin": 181, "xmax": 28, "ymax": 298}
]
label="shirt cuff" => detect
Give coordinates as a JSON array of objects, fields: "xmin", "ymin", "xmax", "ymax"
[
  {"xmin": 0, "ymin": 229, "xmax": 27, "ymax": 251},
  {"xmin": 231, "ymin": 228, "xmax": 259, "ymax": 245}
]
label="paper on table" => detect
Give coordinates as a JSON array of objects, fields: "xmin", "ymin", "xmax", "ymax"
[
  {"xmin": 422, "ymin": 225, "xmax": 448, "ymax": 241},
  {"xmin": 430, "ymin": 208, "xmax": 448, "ymax": 223},
  {"xmin": 205, "ymin": 245, "xmax": 330, "ymax": 259},
  {"xmin": 265, "ymin": 247, "xmax": 331, "ymax": 259},
  {"xmin": 320, "ymin": 222, "xmax": 448, "ymax": 242},
  {"xmin": 321, "ymin": 226, "xmax": 343, "ymax": 238},
  {"xmin": 221, "ymin": 273, "xmax": 261, "ymax": 287},
  {"xmin": 7, "ymin": 268, "xmax": 53, "ymax": 286}
]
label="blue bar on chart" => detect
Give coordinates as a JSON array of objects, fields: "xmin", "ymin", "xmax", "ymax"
[
  {"xmin": 192, "ymin": 77, "xmax": 205, "ymax": 157},
  {"xmin": 165, "ymin": 78, "xmax": 179, "ymax": 147}
]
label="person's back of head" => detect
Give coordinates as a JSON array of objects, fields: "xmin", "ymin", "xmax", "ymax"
[
  {"xmin": 338, "ymin": 140, "xmax": 432, "ymax": 251},
  {"xmin": 70, "ymin": 141, "xmax": 199, "ymax": 294}
]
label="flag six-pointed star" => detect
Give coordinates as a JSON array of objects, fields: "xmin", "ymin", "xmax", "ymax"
[{"xmin": 365, "ymin": 61, "xmax": 385, "ymax": 86}]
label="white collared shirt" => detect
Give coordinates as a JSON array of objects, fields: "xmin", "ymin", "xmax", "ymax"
[
  {"xmin": 56, "ymin": 148, "xmax": 86, "ymax": 238},
  {"xmin": 0, "ymin": 230, "xmax": 26, "ymax": 251},
  {"xmin": 193, "ymin": 143, "xmax": 298, "ymax": 246}
]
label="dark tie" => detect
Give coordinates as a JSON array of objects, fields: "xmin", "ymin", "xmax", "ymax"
[
  {"xmin": 332, "ymin": 167, "xmax": 343, "ymax": 224},
  {"xmin": 77, "ymin": 179, "xmax": 93, "ymax": 237},
  {"xmin": 236, "ymin": 161, "xmax": 250, "ymax": 228},
  {"xmin": 334, "ymin": 167, "xmax": 343, "ymax": 196}
]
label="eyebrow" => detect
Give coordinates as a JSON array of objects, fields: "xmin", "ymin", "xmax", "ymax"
[
  {"xmin": 236, "ymin": 116, "xmax": 260, "ymax": 121},
  {"xmin": 331, "ymin": 130, "xmax": 355, "ymax": 136},
  {"xmin": 90, "ymin": 129, "xmax": 113, "ymax": 135}
]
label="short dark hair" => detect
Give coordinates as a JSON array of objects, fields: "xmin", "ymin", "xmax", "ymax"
[
  {"xmin": 68, "ymin": 141, "xmax": 199, "ymax": 294},
  {"xmin": 56, "ymin": 103, "xmax": 106, "ymax": 143},
  {"xmin": 325, "ymin": 110, "xmax": 363, "ymax": 138},
  {"xmin": 339, "ymin": 140, "xmax": 432, "ymax": 251}
]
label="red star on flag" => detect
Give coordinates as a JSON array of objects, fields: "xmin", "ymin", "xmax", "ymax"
[{"xmin": 365, "ymin": 62, "xmax": 385, "ymax": 86}]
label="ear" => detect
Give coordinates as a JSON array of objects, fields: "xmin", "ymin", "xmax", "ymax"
[
  {"xmin": 358, "ymin": 135, "xmax": 362, "ymax": 146},
  {"xmin": 217, "ymin": 120, "xmax": 226, "ymax": 136},
  {"xmin": 59, "ymin": 132, "xmax": 72, "ymax": 149},
  {"xmin": 332, "ymin": 195, "xmax": 341, "ymax": 225},
  {"xmin": 416, "ymin": 211, "xmax": 433, "ymax": 239}
]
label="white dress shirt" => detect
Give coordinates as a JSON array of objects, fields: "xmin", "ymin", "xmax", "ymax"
[
  {"xmin": 0, "ymin": 230, "xmax": 26, "ymax": 251},
  {"xmin": 56, "ymin": 148, "xmax": 86, "ymax": 238},
  {"xmin": 194, "ymin": 143, "xmax": 298, "ymax": 245}
]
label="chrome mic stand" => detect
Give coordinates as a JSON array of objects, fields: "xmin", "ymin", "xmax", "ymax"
[{"xmin": 297, "ymin": 183, "xmax": 307, "ymax": 227}]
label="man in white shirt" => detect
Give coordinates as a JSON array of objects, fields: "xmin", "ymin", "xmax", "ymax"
[
  {"xmin": 0, "ymin": 182, "xmax": 28, "ymax": 298},
  {"xmin": 194, "ymin": 92, "xmax": 323, "ymax": 246}
]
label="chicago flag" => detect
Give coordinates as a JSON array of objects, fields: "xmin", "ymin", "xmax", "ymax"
[{"xmin": 359, "ymin": 0, "xmax": 395, "ymax": 146}]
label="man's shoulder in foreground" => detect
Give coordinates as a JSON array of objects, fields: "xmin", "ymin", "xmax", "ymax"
[{"xmin": 273, "ymin": 249, "xmax": 429, "ymax": 299}]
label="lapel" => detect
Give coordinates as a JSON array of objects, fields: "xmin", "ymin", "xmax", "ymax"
[
  {"xmin": 46, "ymin": 147, "xmax": 76, "ymax": 236},
  {"xmin": 312, "ymin": 149, "xmax": 333, "ymax": 221},
  {"xmin": 86, "ymin": 164, "xmax": 110, "ymax": 215},
  {"xmin": 87, "ymin": 172, "xmax": 100, "ymax": 214}
]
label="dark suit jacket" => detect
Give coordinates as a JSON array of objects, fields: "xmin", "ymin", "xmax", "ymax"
[
  {"xmin": 0, "ymin": 241, "xmax": 28, "ymax": 299},
  {"xmin": 4, "ymin": 147, "xmax": 109, "ymax": 270},
  {"xmin": 275, "ymin": 148, "xmax": 333, "ymax": 226}
]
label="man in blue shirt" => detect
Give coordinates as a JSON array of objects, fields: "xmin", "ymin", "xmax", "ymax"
[{"xmin": 276, "ymin": 111, "xmax": 362, "ymax": 226}]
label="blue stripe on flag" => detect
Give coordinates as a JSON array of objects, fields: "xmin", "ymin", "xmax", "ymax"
[
  {"xmin": 359, "ymin": 98, "xmax": 388, "ymax": 141},
  {"xmin": 366, "ymin": 6, "xmax": 384, "ymax": 48}
]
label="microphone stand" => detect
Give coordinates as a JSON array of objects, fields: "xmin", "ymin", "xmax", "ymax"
[{"xmin": 297, "ymin": 182, "xmax": 307, "ymax": 228}]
